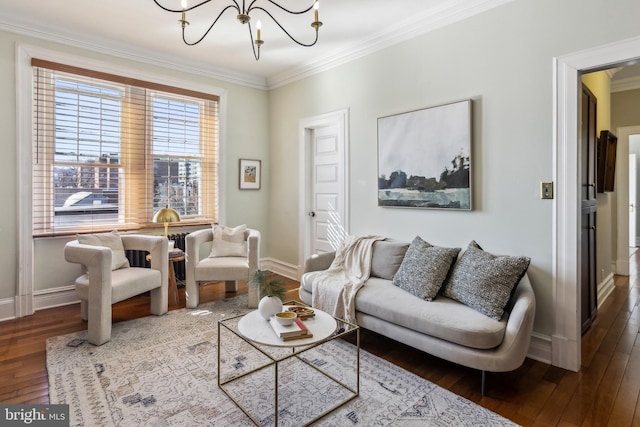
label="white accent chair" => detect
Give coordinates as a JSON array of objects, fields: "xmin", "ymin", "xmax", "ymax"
[
  {"xmin": 64, "ymin": 234, "xmax": 168, "ymax": 345},
  {"xmin": 185, "ymin": 227, "xmax": 260, "ymax": 308}
]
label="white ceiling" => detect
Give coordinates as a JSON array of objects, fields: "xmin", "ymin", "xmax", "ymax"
[
  {"xmin": 3, "ymin": 0, "xmax": 639, "ymax": 90},
  {"xmin": 0, "ymin": 0, "xmax": 515, "ymax": 89}
]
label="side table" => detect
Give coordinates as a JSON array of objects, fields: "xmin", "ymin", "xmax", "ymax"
[{"xmin": 147, "ymin": 249, "xmax": 184, "ymax": 305}]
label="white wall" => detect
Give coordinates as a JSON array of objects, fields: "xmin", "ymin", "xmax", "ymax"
[{"xmin": 267, "ymin": 0, "xmax": 640, "ymax": 338}]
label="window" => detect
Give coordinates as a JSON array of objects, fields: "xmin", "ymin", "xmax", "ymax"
[
  {"xmin": 151, "ymin": 95, "xmax": 203, "ymax": 217},
  {"xmin": 32, "ymin": 59, "xmax": 219, "ymax": 236}
]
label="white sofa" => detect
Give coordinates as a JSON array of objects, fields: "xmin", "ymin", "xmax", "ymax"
[{"xmin": 299, "ymin": 239, "xmax": 536, "ymax": 394}]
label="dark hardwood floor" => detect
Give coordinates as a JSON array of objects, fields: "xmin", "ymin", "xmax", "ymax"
[{"xmin": 3, "ymin": 253, "xmax": 640, "ymax": 426}]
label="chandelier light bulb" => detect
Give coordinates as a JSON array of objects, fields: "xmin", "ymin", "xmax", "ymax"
[
  {"xmin": 180, "ymin": 0, "xmax": 188, "ymax": 28},
  {"xmin": 256, "ymin": 20, "xmax": 262, "ymax": 42},
  {"xmin": 314, "ymin": 1, "xmax": 319, "ymax": 22}
]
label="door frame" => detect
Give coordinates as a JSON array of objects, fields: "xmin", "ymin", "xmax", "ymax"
[
  {"xmin": 616, "ymin": 127, "xmax": 640, "ymax": 274},
  {"xmin": 629, "ymin": 153, "xmax": 637, "ymax": 249},
  {"xmin": 297, "ymin": 109, "xmax": 349, "ymax": 277},
  {"xmin": 554, "ymin": 35, "xmax": 640, "ymax": 372}
]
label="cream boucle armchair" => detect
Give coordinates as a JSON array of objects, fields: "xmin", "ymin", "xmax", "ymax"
[
  {"xmin": 185, "ymin": 227, "xmax": 260, "ymax": 308},
  {"xmin": 64, "ymin": 234, "xmax": 168, "ymax": 345}
]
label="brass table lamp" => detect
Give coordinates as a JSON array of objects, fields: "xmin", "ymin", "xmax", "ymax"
[{"xmin": 153, "ymin": 205, "xmax": 180, "ymax": 237}]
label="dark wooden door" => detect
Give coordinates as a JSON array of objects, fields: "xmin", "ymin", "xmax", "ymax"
[{"xmin": 580, "ymin": 84, "xmax": 598, "ymax": 334}]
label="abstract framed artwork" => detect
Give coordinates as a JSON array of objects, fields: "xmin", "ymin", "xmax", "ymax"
[
  {"xmin": 239, "ymin": 159, "xmax": 261, "ymax": 190},
  {"xmin": 377, "ymin": 99, "xmax": 472, "ymax": 210}
]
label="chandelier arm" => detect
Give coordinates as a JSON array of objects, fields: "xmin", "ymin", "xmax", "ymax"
[
  {"xmin": 153, "ymin": 0, "xmax": 216, "ymax": 13},
  {"xmin": 246, "ymin": 0, "xmax": 258, "ymax": 14},
  {"xmin": 257, "ymin": 0, "xmax": 315, "ymax": 15},
  {"xmin": 251, "ymin": 7, "xmax": 319, "ymax": 47},
  {"xmin": 182, "ymin": 4, "xmax": 240, "ymax": 46}
]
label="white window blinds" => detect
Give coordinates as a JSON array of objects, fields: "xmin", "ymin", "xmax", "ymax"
[{"xmin": 32, "ymin": 59, "xmax": 219, "ymax": 236}]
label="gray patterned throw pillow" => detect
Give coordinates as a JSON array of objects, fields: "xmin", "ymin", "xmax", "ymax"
[
  {"xmin": 392, "ymin": 236, "xmax": 460, "ymax": 301},
  {"xmin": 442, "ymin": 241, "xmax": 531, "ymax": 320}
]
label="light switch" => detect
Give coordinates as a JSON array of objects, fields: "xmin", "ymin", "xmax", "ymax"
[{"xmin": 541, "ymin": 182, "xmax": 554, "ymax": 199}]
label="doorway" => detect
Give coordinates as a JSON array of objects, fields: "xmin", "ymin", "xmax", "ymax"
[
  {"xmin": 615, "ymin": 128, "xmax": 640, "ymax": 276},
  {"xmin": 628, "ymin": 135, "xmax": 640, "ymax": 253},
  {"xmin": 555, "ymin": 38, "xmax": 640, "ymax": 372},
  {"xmin": 630, "ymin": 153, "xmax": 637, "ymax": 254},
  {"xmin": 298, "ymin": 109, "xmax": 349, "ymax": 275}
]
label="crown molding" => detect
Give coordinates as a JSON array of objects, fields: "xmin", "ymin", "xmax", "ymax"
[
  {"xmin": 0, "ymin": 13, "xmax": 268, "ymax": 90},
  {"xmin": 0, "ymin": 0, "xmax": 515, "ymax": 91},
  {"xmin": 611, "ymin": 76, "xmax": 640, "ymax": 93},
  {"xmin": 267, "ymin": 0, "xmax": 516, "ymax": 89},
  {"xmin": 606, "ymin": 67, "xmax": 622, "ymax": 79}
]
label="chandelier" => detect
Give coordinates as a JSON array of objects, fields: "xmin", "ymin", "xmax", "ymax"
[{"xmin": 153, "ymin": 0, "xmax": 323, "ymax": 61}]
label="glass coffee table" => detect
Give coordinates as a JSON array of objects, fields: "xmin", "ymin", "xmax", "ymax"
[{"xmin": 217, "ymin": 302, "xmax": 360, "ymax": 426}]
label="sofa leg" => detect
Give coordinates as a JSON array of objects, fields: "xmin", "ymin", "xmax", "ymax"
[{"xmin": 481, "ymin": 370, "xmax": 486, "ymax": 397}]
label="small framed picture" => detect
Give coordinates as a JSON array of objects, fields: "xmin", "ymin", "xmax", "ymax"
[{"xmin": 239, "ymin": 159, "xmax": 261, "ymax": 190}]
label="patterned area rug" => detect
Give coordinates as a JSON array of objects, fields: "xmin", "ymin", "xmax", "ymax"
[{"xmin": 47, "ymin": 296, "xmax": 518, "ymax": 426}]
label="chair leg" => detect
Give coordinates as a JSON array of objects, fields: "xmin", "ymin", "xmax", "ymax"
[
  {"xmin": 150, "ymin": 286, "xmax": 168, "ymax": 315},
  {"xmin": 87, "ymin": 299, "xmax": 112, "ymax": 346},
  {"xmin": 225, "ymin": 280, "xmax": 238, "ymax": 292},
  {"xmin": 80, "ymin": 300, "xmax": 88, "ymax": 321},
  {"xmin": 481, "ymin": 370, "xmax": 486, "ymax": 397},
  {"xmin": 185, "ymin": 280, "xmax": 199, "ymax": 309}
]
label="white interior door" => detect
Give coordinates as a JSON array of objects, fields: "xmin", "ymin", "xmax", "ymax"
[
  {"xmin": 309, "ymin": 124, "xmax": 345, "ymax": 254},
  {"xmin": 630, "ymin": 154, "xmax": 637, "ymax": 248},
  {"xmin": 299, "ymin": 110, "xmax": 349, "ymax": 270}
]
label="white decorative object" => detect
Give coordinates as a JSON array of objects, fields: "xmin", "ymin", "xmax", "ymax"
[
  {"xmin": 258, "ymin": 296, "xmax": 283, "ymax": 320},
  {"xmin": 168, "ymin": 240, "xmax": 175, "ymax": 252}
]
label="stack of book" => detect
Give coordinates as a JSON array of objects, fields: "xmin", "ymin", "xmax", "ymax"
[
  {"xmin": 169, "ymin": 249, "xmax": 184, "ymax": 258},
  {"xmin": 269, "ymin": 316, "xmax": 313, "ymax": 341}
]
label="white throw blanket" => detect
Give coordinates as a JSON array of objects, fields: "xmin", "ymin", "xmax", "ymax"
[{"xmin": 312, "ymin": 235, "xmax": 385, "ymax": 324}]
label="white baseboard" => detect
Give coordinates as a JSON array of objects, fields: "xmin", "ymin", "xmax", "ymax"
[
  {"xmin": 0, "ymin": 285, "xmax": 79, "ymax": 323},
  {"xmin": 0, "ymin": 298, "xmax": 16, "ymax": 322},
  {"xmin": 260, "ymin": 258, "xmax": 300, "ymax": 282},
  {"xmin": 528, "ymin": 332, "xmax": 552, "ymax": 364},
  {"xmin": 598, "ymin": 273, "xmax": 615, "ymax": 309},
  {"xmin": 34, "ymin": 285, "xmax": 79, "ymax": 311},
  {"xmin": 525, "ymin": 273, "xmax": 613, "ymax": 369}
]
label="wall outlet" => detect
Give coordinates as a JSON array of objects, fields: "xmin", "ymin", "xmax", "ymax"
[{"xmin": 540, "ymin": 182, "xmax": 554, "ymax": 199}]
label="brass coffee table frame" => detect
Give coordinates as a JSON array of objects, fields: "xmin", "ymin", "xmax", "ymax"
[{"xmin": 217, "ymin": 303, "xmax": 360, "ymax": 426}]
